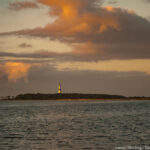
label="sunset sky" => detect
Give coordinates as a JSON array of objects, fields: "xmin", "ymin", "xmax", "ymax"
[{"xmin": 0, "ymin": 0, "xmax": 150, "ymax": 97}]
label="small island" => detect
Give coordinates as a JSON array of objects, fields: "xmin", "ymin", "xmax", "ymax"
[
  {"xmin": 1, "ymin": 93, "xmax": 150, "ymax": 101},
  {"xmin": 1, "ymin": 83, "xmax": 150, "ymax": 101}
]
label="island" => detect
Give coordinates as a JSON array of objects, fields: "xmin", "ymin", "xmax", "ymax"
[{"xmin": 1, "ymin": 93, "xmax": 150, "ymax": 101}]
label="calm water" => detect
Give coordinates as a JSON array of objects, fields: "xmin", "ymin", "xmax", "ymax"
[{"xmin": 0, "ymin": 100, "xmax": 150, "ymax": 150}]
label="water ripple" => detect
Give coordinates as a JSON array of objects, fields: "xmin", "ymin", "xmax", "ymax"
[{"xmin": 0, "ymin": 100, "xmax": 150, "ymax": 150}]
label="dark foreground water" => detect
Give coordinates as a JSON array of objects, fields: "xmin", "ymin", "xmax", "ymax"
[{"xmin": 0, "ymin": 100, "xmax": 150, "ymax": 150}]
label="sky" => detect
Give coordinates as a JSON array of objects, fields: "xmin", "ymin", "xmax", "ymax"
[{"xmin": 0, "ymin": 0, "xmax": 150, "ymax": 97}]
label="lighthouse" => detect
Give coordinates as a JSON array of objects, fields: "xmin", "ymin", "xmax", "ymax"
[{"xmin": 58, "ymin": 83, "xmax": 61, "ymax": 94}]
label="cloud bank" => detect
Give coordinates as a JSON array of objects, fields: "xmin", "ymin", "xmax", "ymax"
[{"xmin": 1, "ymin": 0, "xmax": 150, "ymax": 61}]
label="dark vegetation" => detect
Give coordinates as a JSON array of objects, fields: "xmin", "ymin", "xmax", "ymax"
[
  {"xmin": 14, "ymin": 93, "xmax": 125, "ymax": 100},
  {"xmin": 1, "ymin": 93, "xmax": 150, "ymax": 100}
]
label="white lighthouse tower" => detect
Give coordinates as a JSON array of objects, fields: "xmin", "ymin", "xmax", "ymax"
[{"xmin": 58, "ymin": 82, "xmax": 62, "ymax": 94}]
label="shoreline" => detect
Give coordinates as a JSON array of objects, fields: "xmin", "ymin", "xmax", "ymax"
[
  {"xmin": 1, "ymin": 98, "xmax": 150, "ymax": 101},
  {"xmin": 2, "ymin": 93, "xmax": 149, "ymax": 101}
]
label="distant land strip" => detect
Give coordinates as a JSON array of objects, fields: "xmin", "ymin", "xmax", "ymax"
[{"xmin": 1, "ymin": 93, "xmax": 150, "ymax": 101}]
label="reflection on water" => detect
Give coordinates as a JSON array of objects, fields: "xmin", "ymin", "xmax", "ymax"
[{"xmin": 0, "ymin": 100, "xmax": 150, "ymax": 150}]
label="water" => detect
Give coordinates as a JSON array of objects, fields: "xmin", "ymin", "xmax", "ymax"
[{"xmin": 0, "ymin": 100, "xmax": 150, "ymax": 150}]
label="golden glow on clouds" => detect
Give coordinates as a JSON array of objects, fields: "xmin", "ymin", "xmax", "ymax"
[
  {"xmin": 105, "ymin": 6, "xmax": 115, "ymax": 12},
  {"xmin": 103, "ymin": 0, "xmax": 150, "ymax": 19},
  {"xmin": 36, "ymin": 0, "xmax": 121, "ymax": 35},
  {"xmin": 56, "ymin": 59, "xmax": 150, "ymax": 75},
  {"xmin": 0, "ymin": 62, "xmax": 31, "ymax": 82},
  {"xmin": 38, "ymin": 0, "xmax": 81, "ymax": 18},
  {"xmin": 62, "ymin": 5, "xmax": 77, "ymax": 19},
  {"xmin": 0, "ymin": 0, "xmax": 150, "ymax": 80}
]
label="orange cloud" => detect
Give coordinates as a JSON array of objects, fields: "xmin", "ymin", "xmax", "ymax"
[
  {"xmin": 0, "ymin": 62, "xmax": 31, "ymax": 82},
  {"xmin": 37, "ymin": 0, "xmax": 85, "ymax": 18},
  {"xmin": 2, "ymin": 0, "xmax": 150, "ymax": 61},
  {"xmin": 1, "ymin": 0, "xmax": 127, "ymax": 43},
  {"xmin": 105, "ymin": 6, "xmax": 115, "ymax": 12},
  {"xmin": 36, "ymin": 0, "xmax": 120, "ymax": 35}
]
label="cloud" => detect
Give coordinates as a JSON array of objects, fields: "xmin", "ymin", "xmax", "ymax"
[
  {"xmin": 1, "ymin": 63, "xmax": 150, "ymax": 97},
  {"xmin": 19, "ymin": 43, "xmax": 32, "ymax": 48},
  {"xmin": 1, "ymin": 0, "xmax": 150, "ymax": 61},
  {"xmin": 56, "ymin": 59, "xmax": 150, "ymax": 75},
  {"xmin": 143, "ymin": 0, "xmax": 150, "ymax": 3},
  {"xmin": 8, "ymin": 1, "xmax": 39, "ymax": 10},
  {"xmin": 2, "ymin": 50, "xmax": 150, "ymax": 76},
  {"xmin": 2, "ymin": 0, "xmax": 120, "ymax": 38},
  {"xmin": 0, "ymin": 62, "xmax": 32, "ymax": 82},
  {"xmin": 0, "ymin": 51, "xmax": 59, "ymax": 59},
  {"xmin": 108, "ymin": 0, "xmax": 118, "ymax": 5}
]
